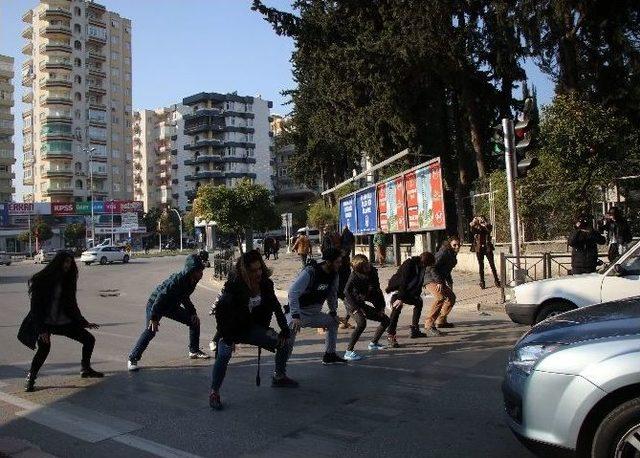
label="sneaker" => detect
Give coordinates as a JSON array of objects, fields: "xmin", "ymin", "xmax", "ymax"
[
  {"xmin": 209, "ymin": 340, "xmax": 217, "ymax": 352},
  {"xmin": 436, "ymin": 321, "xmax": 455, "ymax": 329},
  {"xmin": 24, "ymin": 374, "xmax": 35, "ymax": 393},
  {"xmin": 343, "ymin": 350, "xmax": 364, "ymax": 361},
  {"xmin": 322, "ymin": 352, "xmax": 348, "ymax": 365},
  {"xmin": 271, "ymin": 375, "xmax": 300, "ymax": 388},
  {"xmin": 425, "ymin": 327, "xmax": 445, "ymax": 337},
  {"xmin": 209, "ymin": 391, "xmax": 223, "ymax": 410},
  {"xmin": 189, "ymin": 350, "xmax": 211, "ymax": 359},
  {"xmin": 368, "ymin": 342, "xmax": 386, "ymax": 350},
  {"xmin": 127, "ymin": 359, "xmax": 139, "ymax": 371},
  {"xmin": 410, "ymin": 326, "xmax": 427, "ymax": 339},
  {"xmin": 80, "ymin": 367, "xmax": 104, "ymax": 378},
  {"xmin": 387, "ymin": 335, "xmax": 400, "ymax": 348}
]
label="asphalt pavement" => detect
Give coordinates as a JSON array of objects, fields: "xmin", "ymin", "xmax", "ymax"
[{"xmin": 0, "ymin": 255, "xmax": 533, "ymax": 457}]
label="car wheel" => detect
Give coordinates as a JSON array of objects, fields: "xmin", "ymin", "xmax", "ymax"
[
  {"xmin": 85, "ymin": 262, "xmax": 92, "ymax": 266},
  {"xmin": 534, "ymin": 301, "xmax": 575, "ymax": 324},
  {"xmin": 123, "ymin": 255, "xmax": 129, "ymax": 264},
  {"xmin": 592, "ymin": 397, "xmax": 640, "ymax": 458},
  {"xmin": 100, "ymin": 256, "xmax": 107, "ymax": 265}
]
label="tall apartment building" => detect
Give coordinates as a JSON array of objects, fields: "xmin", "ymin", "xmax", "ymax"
[
  {"xmin": 21, "ymin": 0, "xmax": 133, "ymax": 203},
  {"xmin": 0, "ymin": 55, "xmax": 16, "ymax": 202},
  {"xmin": 181, "ymin": 92, "xmax": 273, "ymax": 207},
  {"xmin": 133, "ymin": 105, "xmax": 190, "ymax": 211},
  {"xmin": 270, "ymin": 114, "xmax": 319, "ymax": 201}
]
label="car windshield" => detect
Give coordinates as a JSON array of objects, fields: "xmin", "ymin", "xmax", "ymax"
[{"xmin": 617, "ymin": 243, "xmax": 640, "ymax": 275}]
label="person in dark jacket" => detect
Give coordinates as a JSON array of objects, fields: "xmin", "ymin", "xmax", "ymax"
[
  {"xmin": 128, "ymin": 254, "xmax": 209, "ymax": 371},
  {"xmin": 385, "ymin": 251, "xmax": 435, "ymax": 347},
  {"xmin": 569, "ymin": 214, "xmax": 606, "ymax": 274},
  {"xmin": 600, "ymin": 207, "xmax": 632, "ymax": 262},
  {"xmin": 470, "ymin": 216, "xmax": 500, "ymax": 289},
  {"xmin": 18, "ymin": 251, "xmax": 102, "ymax": 392},
  {"xmin": 337, "ymin": 226, "xmax": 355, "ymax": 330},
  {"xmin": 342, "ymin": 254, "xmax": 390, "ymax": 360},
  {"xmin": 424, "ymin": 236, "xmax": 460, "ymax": 332},
  {"xmin": 209, "ymin": 250, "xmax": 297, "ymax": 410}
]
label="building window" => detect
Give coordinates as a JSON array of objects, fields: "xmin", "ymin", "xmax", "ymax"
[
  {"xmin": 74, "ymin": 23, "xmax": 81, "ymax": 34},
  {"xmin": 75, "ymin": 92, "xmax": 82, "ymax": 102},
  {"xmin": 74, "ymin": 40, "xmax": 82, "ymax": 50},
  {"xmin": 75, "ymin": 179, "xmax": 83, "ymax": 189},
  {"xmin": 111, "ymin": 68, "xmax": 120, "ymax": 78},
  {"xmin": 74, "ymin": 75, "xmax": 82, "ymax": 84},
  {"xmin": 75, "ymin": 109, "xmax": 81, "ymax": 120},
  {"xmin": 112, "ymin": 149, "xmax": 120, "ymax": 159},
  {"xmin": 111, "ymin": 51, "xmax": 119, "ymax": 60},
  {"xmin": 111, "ymin": 20, "xmax": 119, "ymax": 28},
  {"xmin": 74, "ymin": 6, "xmax": 81, "ymax": 16},
  {"xmin": 75, "ymin": 162, "xmax": 82, "ymax": 171},
  {"xmin": 111, "ymin": 35, "xmax": 119, "ymax": 45},
  {"xmin": 124, "ymin": 26, "xmax": 130, "ymax": 34},
  {"xmin": 113, "ymin": 183, "xmax": 121, "ymax": 192},
  {"xmin": 112, "ymin": 133, "xmax": 120, "ymax": 142},
  {"xmin": 112, "ymin": 166, "xmax": 119, "ymax": 175},
  {"xmin": 74, "ymin": 57, "xmax": 82, "ymax": 67}
]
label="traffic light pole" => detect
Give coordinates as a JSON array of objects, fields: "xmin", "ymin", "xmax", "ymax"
[{"xmin": 503, "ymin": 118, "xmax": 522, "ymax": 277}]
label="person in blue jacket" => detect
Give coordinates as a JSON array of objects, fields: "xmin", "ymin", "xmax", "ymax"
[{"xmin": 128, "ymin": 254, "xmax": 209, "ymax": 371}]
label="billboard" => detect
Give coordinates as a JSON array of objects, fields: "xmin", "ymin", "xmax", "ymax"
[
  {"xmin": 52, "ymin": 202, "xmax": 75, "ymax": 215},
  {"xmin": 404, "ymin": 159, "xmax": 445, "ymax": 231},
  {"xmin": 355, "ymin": 186, "xmax": 377, "ymax": 234},
  {"xmin": 0, "ymin": 203, "xmax": 8, "ymax": 226},
  {"xmin": 377, "ymin": 176, "xmax": 406, "ymax": 232},
  {"xmin": 338, "ymin": 194, "xmax": 356, "ymax": 231}
]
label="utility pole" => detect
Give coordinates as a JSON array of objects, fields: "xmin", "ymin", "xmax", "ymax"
[
  {"xmin": 503, "ymin": 118, "xmax": 522, "ymax": 279},
  {"xmin": 169, "ymin": 207, "xmax": 183, "ymax": 252}
]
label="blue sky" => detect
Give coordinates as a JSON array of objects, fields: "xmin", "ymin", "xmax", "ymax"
[{"xmin": 1, "ymin": 0, "xmax": 554, "ymax": 201}]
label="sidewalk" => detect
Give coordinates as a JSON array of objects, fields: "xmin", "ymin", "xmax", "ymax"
[{"xmin": 210, "ymin": 251, "xmax": 503, "ymax": 312}]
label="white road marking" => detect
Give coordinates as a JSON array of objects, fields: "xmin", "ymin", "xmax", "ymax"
[{"xmin": 113, "ymin": 434, "xmax": 203, "ymax": 458}]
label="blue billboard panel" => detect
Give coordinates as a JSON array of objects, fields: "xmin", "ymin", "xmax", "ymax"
[
  {"xmin": 338, "ymin": 194, "xmax": 356, "ymax": 232},
  {"xmin": 355, "ymin": 186, "xmax": 377, "ymax": 234},
  {"xmin": 0, "ymin": 203, "xmax": 8, "ymax": 226}
]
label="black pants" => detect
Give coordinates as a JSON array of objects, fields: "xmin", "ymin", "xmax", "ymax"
[
  {"xmin": 30, "ymin": 324, "xmax": 96, "ymax": 377},
  {"xmin": 347, "ymin": 304, "xmax": 390, "ymax": 350},
  {"xmin": 387, "ymin": 294, "xmax": 422, "ymax": 335},
  {"xmin": 476, "ymin": 250, "xmax": 499, "ymax": 285}
]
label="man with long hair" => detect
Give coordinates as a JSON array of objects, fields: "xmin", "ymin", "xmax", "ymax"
[
  {"xmin": 209, "ymin": 250, "xmax": 296, "ymax": 409},
  {"xmin": 128, "ymin": 254, "xmax": 209, "ymax": 371},
  {"xmin": 18, "ymin": 251, "xmax": 102, "ymax": 392}
]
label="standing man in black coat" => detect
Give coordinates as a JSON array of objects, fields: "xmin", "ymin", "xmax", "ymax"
[
  {"xmin": 569, "ymin": 213, "xmax": 606, "ymax": 274},
  {"xmin": 385, "ymin": 251, "xmax": 435, "ymax": 347}
]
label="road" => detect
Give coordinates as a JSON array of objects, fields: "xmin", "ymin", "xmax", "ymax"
[{"xmin": 0, "ymin": 256, "xmax": 533, "ymax": 457}]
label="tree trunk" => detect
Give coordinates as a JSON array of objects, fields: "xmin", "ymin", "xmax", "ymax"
[{"xmin": 463, "ymin": 89, "xmax": 487, "ymax": 178}]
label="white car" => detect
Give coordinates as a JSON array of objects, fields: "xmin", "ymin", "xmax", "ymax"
[
  {"xmin": 0, "ymin": 251, "xmax": 11, "ymax": 266},
  {"xmin": 34, "ymin": 249, "xmax": 57, "ymax": 264},
  {"xmin": 81, "ymin": 246, "xmax": 130, "ymax": 265},
  {"xmin": 505, "ymin": 240, "xmax": 640, "ymax": 324}
]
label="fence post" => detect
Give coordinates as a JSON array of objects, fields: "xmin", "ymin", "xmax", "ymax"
[
  {"xmin": 500, "ymin": 252, "xmax": 506, "ymax": 302},
  {"xmin": 544, "ymin": 252, "xmax": 551, "ymax": 279}
]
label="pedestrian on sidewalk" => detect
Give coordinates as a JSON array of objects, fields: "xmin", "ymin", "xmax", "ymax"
[
  {"xmin": 600, "ymin": 207, "xmax": 632, "ymax": 262},
  {"xmin": 424, "ymin": 236, "xmax": 461, "ymax": 331},
  {"xmin": 209, "ymin": 250, "xmax": 297, "ymax": 410},
  {"xmin": 18, "ymin": 251, "xmax": 103, "ymax": 393},
  {"xmin": 127, "ymin": 254, "xmax": 209, "ymax": 371},
  {"xmin": 321, "ymin": 225, "xmax": 341, "ymax": 255},
  {"xmin": 373, "ymin": 228, "xmax": 388, "ymax": 267},
  {"xmin": 292, "ymin": 232, "xmax": 312, "ymax": 266},
  {"xmin": 263, "ymin": 236, "xmax": 274, "ymax": 260},
  {"xmin": 385, "ymin": 251, "xmax": 434, "ymax": 347},
  {"xmin": 287, "ymin": 247, "xmax": 347, "ymax": 365},
  {"xmin": 470, "ymin": 216, "xmax": 500, "ymax": 289},
  {"xmin": 342, "ymin": 255, "xmax": 390, "ymax": 361},
  {"xmin": 273, "ymin": 238, "xmax": 280, "ymax": 260},
  {"xmin": 569, "ymin": 212, "xmax": 606, "ymax": 274},
  {"xmin": 338, "ymin": 225, "xmax": 356, "ymax": 330}
]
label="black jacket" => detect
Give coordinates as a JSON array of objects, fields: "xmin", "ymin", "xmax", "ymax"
[
  {"xmin": 568, "ymin": 229, "xmax": 606, "ymax": 272},
  {"xmin": 386, "ymin": 256, "xmax": 424, "ymax": 301},
  {"xmin": 215, "ymin": 273, "xmax": 289, "ymax": 345},
  {"xmin": 424, "ymin": 246, "xmax": 458, "ymax": 286},
  {"xmin": 344, "ymin": 268, "xmax": 384, "ymax": 312},
  {"xmin": 18, "ymin": 280, "xmax": 88, "ymax": 350}
]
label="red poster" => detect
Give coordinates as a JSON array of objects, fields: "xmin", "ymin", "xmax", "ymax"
[
  {"xmin": 395, "ymin": 176, "xmax": 406, "ymax": 231},
  {"xmin": 430, "ymin": 161, "xmax": 446, "ymax": 229},
  {"xmin": 104, "ymin": 201, "xmax": 120, "ymax": 213},
  {"xmin": 404, "ymin": 171, "xmax": 419, "ymax": 230},
  {"xmin": 52, "ymin": 202, "xmax": 75, "ymax": 215},
  {"xmin": 376, "ymin": 183, "xmax": 387, "ymax": 230},
  {"xmin": 120, "ymin": 200, "xmax": 144, "ymax": 213}
]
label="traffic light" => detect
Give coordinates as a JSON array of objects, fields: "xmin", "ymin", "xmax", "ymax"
[
  {"xmin": 491, "ymin": 124, "xmax": 505, "ymax": 155},
  {"xmin": 513, "ymin": 97, "xmax": 539, "ymax": 178}
]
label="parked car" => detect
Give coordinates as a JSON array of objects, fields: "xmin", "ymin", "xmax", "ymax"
[
  {"xmin": 80, "ymin": 246, "xmax": 130, "ymax": 265},
  {"xmin": 0, "ymin": 251, "xmax": 11, "ymax": 266},
  {"xmin": 504, "ymin": 240, "xmax": 640, "ymax": 325},
  {"xmin": 34, "ymin": 249, "xmax": 57, "ymax": 264},
  {"xmin": 503, "ymin": 298, "xmax": 640, "ymax": 457}
]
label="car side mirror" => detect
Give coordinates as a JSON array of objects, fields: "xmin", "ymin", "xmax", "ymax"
[{"xmin": 614, "ymin": 264, "xmax": 627, "ymax": 277}]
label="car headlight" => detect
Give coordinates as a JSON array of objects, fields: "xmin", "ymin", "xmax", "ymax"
[
  {"xmin": 508, "ymin": 344, "xmax": 564, "ymax": 375},
  {"xmin": 504, "ymin": 287, "xmax": 516, "ymax": 302}
]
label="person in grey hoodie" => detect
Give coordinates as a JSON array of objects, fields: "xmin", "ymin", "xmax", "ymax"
[{"xmin": 287, "ymin": 247, "xmax": 347, "ymax": 365}]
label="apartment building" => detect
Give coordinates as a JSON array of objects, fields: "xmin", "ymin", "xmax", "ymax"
[
  {"xmin": 0, "ymin": 55, "xmax": 15, "ymax": 202},
  {"xmin": 21, "ymin": 0, "xmax": 133, "ymax": 203},
  {"xmin": 181, "ymin": 92, "xmax": 273, "ymax": 207},
  {"xmin": 270, "ymin": 114, "xmax": 319, "ymax": 201},
  {"xmin": 133, "ymin": 105, "xmax": 190, "ymax": 211}
]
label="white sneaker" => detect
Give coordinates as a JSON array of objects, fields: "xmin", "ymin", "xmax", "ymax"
[
  {"xmin": 189, "ymin": 350, "xmax": 211, "ymax": 359},
  {"xmin": 343, "ymin": 350, "xmax": 364, "ymax": 361},
  {"xmin": 127, "ymin": 359, "xmax": 139, "ymax": 371},
  {"xmin": 368, "ymin": 342, "xmax": 386, "ymax": 350},
  {"xmin": 209, "ymin": 340, "xmax": 217, "ymax": 352}
]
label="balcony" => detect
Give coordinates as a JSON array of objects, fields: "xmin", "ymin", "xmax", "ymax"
[
  {"xmin": 41, "ymin": 142, "xmax": 73, "ymax": 159},
  {"xmin": 39, "ymin": 57, "xmax": 72, "ymax": 71},
  {"xmin": 39, "ymin": 41, "xmax": 72, "ymax": 54},
  {"xmin": 22, "ymin": 9, "xmax": 33, "ymax": 23},
  {"xmin": 184, "ymin": 155, "xmax": 224, "ymax": 166},
  {"xmin": 23, "ymin": 152, "xmax": 34, "ymax": 165},
  {"xmin": 88, "ymin": 50, "xmax": 106, "ymax": 62},
  {"xmin": 41, "ymin": 124, "xmax": 73, "ymax": 140},
  {"xmin": 40, "ymin": 77, "xmax": 72, "ymax": 89},
  {"xmin": 89, "ymin": 101, "xmax": 107, "ymax": 111},
  {"xmin": 88, "ymin": 116, "xmax": 106, "ymax": 127},
  {"xmin": 87, "ymin": 29, "xmax": 108, "ymax": 45},
  {"xmin": 22, "ymin": 124, "xmax": 32, "ymax": 135},
  {"xmin": 39, "ymin": 8, "xmax": 72, "ymax": 20},
  {"xmin": 185, "ymin": 171, "xmax": 225, "ymax": 181},
  {"xmin": 90, "ymin": 168, "xmax": 107, "ymax": 177},
  {"xmin": 87, "ymin": 2, "xmax": 107, "ymax": 12},
  {"xmin": 23, "ymin": 175, "xmax": 34, "ymax": 185},
  {"xmin": 87, "ymin": 67, "xmax": 106, "ymax": 78},
  {"xmin": 41, "ymin": 109, "xmax": 72, "ymax": 123},
  {"xmin": 40, "ymin": 95, "xmax": 73, "ymax": 107},
  {"xmin": 87, "ymin": 12, "xmax": 106, "ymax": 27},
  {"xmin": 42, "ymin": 185, "xmax": 73, "ymax": 196},
  {"xmin": 42, "ymin": 167, "xmax": 73, "ymax": 178},
  {"xmin": 22, "ymin": 42, "xmax": 33, "ymax": 55},
  {"xmin": 22, "ymin": 25, "xmax": 33, "ymax": 39},
  {"xmin": 22, "ymin": 91, "xmax": 33, "ymax": 103},
  {"xmin": 39, "ymin": 24, "xmax": 72, "ymax": 38},
  {"xmin": 23, "ymin": 143, "xmax": 33, "ymax": 152},
  {"xmin": 87, "ymin": 82, "xmax": 106, "ymax": 95},
  {"xmin": 0, "ymin": 96, "xmax": 13, "ymax": 108},
  {"xmin": 184, "ymin": 138, "xmax": 224, "ymax": 150}
]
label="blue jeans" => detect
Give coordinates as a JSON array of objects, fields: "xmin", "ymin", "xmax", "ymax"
[
  {"xmin": 210, "ymin": 324, "xmax": 289, "ymax": 391},
  {"xmin": 129, "ymin": 303, "xmax": 200, "ymax": 362}
]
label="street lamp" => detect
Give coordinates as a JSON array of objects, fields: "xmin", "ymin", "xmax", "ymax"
[
  {"xmin": 169, "ymin": 207, "xmax": 183, "ymax": 252},
  {"xmin": 82, "ymin": 146, "xmax": 96, "ymax": 247}
]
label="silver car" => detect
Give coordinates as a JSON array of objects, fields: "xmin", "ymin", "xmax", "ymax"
[{"xmin": 503, "ymin": 298, "xmax": 640, "ymax": 457}]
